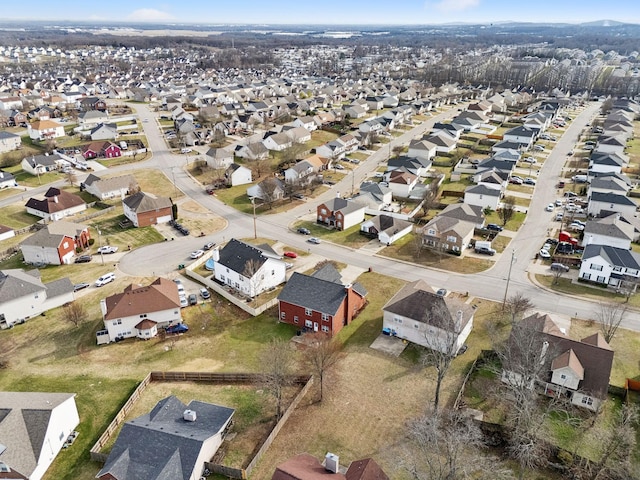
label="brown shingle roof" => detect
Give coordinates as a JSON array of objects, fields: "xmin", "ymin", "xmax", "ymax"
[
  {"xmin": 24, "ymin": 187, "xmax": 85, "ymax": 214},
  {"xmin": 104, "ymin": 278, "xmax": 180, "ymax": 320},
  {"xmin": 551, "ymin": 349, "xmax": 584, "ymax": 380}
]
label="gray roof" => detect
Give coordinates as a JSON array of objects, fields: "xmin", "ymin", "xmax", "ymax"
[
  {"xmin": 97, "ymin": 396, "xmax": 234, "ymax": 480},
  {"xmin": 465, "ymin": 184, "xmax": 501, "ymax": 197},
  {"xmin": 382, "ymin": 279, "xmax": 473, "ymax": 333},
  {"xmin": 0, "ymin": 269, "xmax": 44, "ymax": 302},
  {"xmin": 123, "ymin": 192, "xmax": 172, "ymax": 213},
  {"xmin": 85, "ymin": 174, "xmax": 137, "ymax": 195},
  {"xmin": 366, "ymin": 214, "xmax": 412, "ymax": 236},
  {"xmin": 217, "ymin": 239, "xmax": 268, "ymax": 274},
  {"xmin": 590, "ymin": 191, "xmax": 637, "ymax": 207},
  {"xmin": 321, "ymin": 197, "xmax": 365, "ymax": 215},
  {"xmin": 584, "ymin": 214, "xmax": 634, "ymax": 240},
  {"xmin": 582, "ymin": 244, "xmax": 640, "ymax": 270},
  {"xmin": 310, "ymin": 263, "xmax": 342, "ymax": 284},
  {"xmin": 439, "ymin": 203, "xmax": 484, "ymax": 224},
  {"xmin": 590, "ymin": 176, "xmax": 628, "ymax": 192},
  {"xmin": 21, "ymin": 221, "xmax": 87, "ymax": 249},
  {"xmin": 278, "ymin": 272, "xmax": 366, "ymax": 316},
  {"xmin": 0, "ymin": 131, "xmax": 19, "ymax": 140},
  {"xmin": 43, "ymin": 277, "xmax": 74, "ymax": 298},
  {"xmin": 0, "ymin": 392, "xmax": 76, "ymax": 479}
]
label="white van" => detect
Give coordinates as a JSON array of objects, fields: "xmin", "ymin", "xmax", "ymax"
[
  {"xmin": 119, "ymin": 141, "xmax": 128, "ymax": 150},
  {"xmin": 181, "ymin": 148, "xmax": 192, "ymax": 154},
  {"xmin": 95, "ymin": 272, "xmax": 115, "ymax": 287}
]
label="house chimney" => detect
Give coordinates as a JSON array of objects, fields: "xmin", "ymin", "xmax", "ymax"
[
  {"xmin": 53, "ymin": 195, "xmax": 58, "ymax": 203},
  {"xmin": 325, "ymin": 453, "xmax": 339, "ymax": 473},
  {"xmin": 212, "ymin": 246, "xmax": 220, "ymax": 262},
  {"xmin": 183, "ymin": 409, "xmax": 197, "ymax": 422}
]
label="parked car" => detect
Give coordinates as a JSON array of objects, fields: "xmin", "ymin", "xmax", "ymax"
[
  {"xmin": 334, "ymin": 164, "xmax": 345, "ymax": 170},
  {"xmin": 534, "ymin": 145, "xmax": 545, "ymax": 151},
  {"xmin": 188, "ymin": 293, "xmax": 198, "ymax": 305},
  {"xmin": 203, "ymin": 242, "xmax": 216, "ymax": 251},
  {"xmin": 550, "ymin": 263, "xmax": 570, "ymax": 272},
  {"xmin": 166, "ymin": 323, "xmax": 189, "ymax": 334},
  {"xmin": 509, "ymin": 177, "xmax": 523, "ymax": 185},
  {"xmin": 95, "ymin": 272, "xmax": 115, "ymax": 287},
  {"xmin": 373, "ymin": 172, "xmax": 384, "ymax": 178},
  {"xmin": 486, "ymin": 223, "xmax": 503, "ymax": 232},
  {"xmin": 297, "ymin": 227, "xmax": 311, "ymax": 235},
  {"xmin": 545, "ymin": 203, "xmax": 555, "ymax": 212},
  {"xmin": 74, "ymin": 255, "xmax": 92, "ymax": 263},
  {"xmin": 97, "ymin": 246, "xmax": 118, "ymax": 254},
  {"xmin": 179, "ymin": 295, "xmax": 189, "ymax": 308},
  {"xmin": 539, "ymin": 249, "xmax": 551, "ymax": 259},
  {"xmin": 556, "ymin": 242, "xmax": 574, "ymax": 255},
  {"xmin": 200, "ymin": 287, "xmax": 211, "ymax": 299},
  {"xmin": 283, "ymin": 251, "xmax": 298, "ymax": 258},
  {"xmin": 569, "ymin": 222, "xmax": 585, "ymax": 231},
  {"xmin": 190, "ymin": 250, "xmax": 204, "ymax": 259},
  {"xmin": 436, "ymin": 288, "xmax": 447, "ymax": 296},
  {"xmin": 555, "ymin": 212, "xmax": 564, "ymax": 221},
  {"xmin": 475, "ymin": 246, "xmax": 496, "ymax": 256},
  {"xmin": 308, "ymin": 237, "xmax": 321, "ymax": 244},
  {"xmin": 73, "ymin": 282, "xmax": 90, "ymax": 292},
  {"xmin": 292, "ymin": 193, "xmax": 306, "ymax": 200},
  {"xmin": 522, "ymin": 157, "xmax": 537, "ymax": 164},
  {"xmin": 524, "ymin": 178, "xmax": 536, "ymax": 185}
]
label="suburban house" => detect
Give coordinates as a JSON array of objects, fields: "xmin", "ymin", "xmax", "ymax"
[
  {"xmin": 588, "ymin": 174, "xmax": 630, "ymax": 196},
  {"xmin": 382, "ymin": 279, "xmax": 474, "ymax": 354},
  {"xmin": 284, "ymin": 159, "xmax": 316, "ymax": 184},
  {"xmin": 21, "ymin": 153, "xmax": 64, "ymax": 175},
  {"xmin": 100, "ymin": 277, "xmax": 182, "ymax": 342},
  {"xmin": 272, "ymin": 453, "xmax": 389, "ymax": 480},
  {"xmin": 278, "ymin": 264, "xmax": 367, "ymax": 336},
  {"xmin": 407, "ymin": 138, "xmax": 437, "ymax": 161},
  {"xmin": 439, "ymin": 202, "xmax": 485, "ymax": 229},
  {"xmin": 225, "ymin": 163, "xmax": 253, "ymax": 186},
  {"xmin": 247, "ymin": 177, "xmax": 286, "ymax": 202},
  {"xmin": 0, "ymin": 391, "xmax": 80, "ymax": 480},
  {"xmin": 503, "ymin": 126, "xmax": 537, "ymax": 150},
  {"xmin": 211, "ymin": 239, "xmax": 287, "ymax": 297},
  {"xmin": 235, "ymin": 142, "xmax": 269, "ymax": 161},
  {"xmin": 501, "ymin": 313, "xmax": 614, "ymax": 411},
  {"xmin": 579, "ymin": 244, "xmax": 640, "ymax": 289},
  {"xmin": 587, "ymin": 191, "xmax": 637, "ymax": 218},
  {"xmin": 263, "ymin": 132, "xmax": 293, "ymax": 151},
  {"xmin": 0, "ymin": 169, "xmax": 17, "ymax": 189},
  {"xmin": 78, "ymin": 110, "xmax": 109, "ymax": 126},
  {"xmin": 351, "ymin": 182, "xmax": 393, "ymax": 211},
  {"xmin": 386, "ymin": 170, "xmax": 419, "ymax": 198},
  {"xmin": 122, "ymin": 191, "xmax": 173, "ymax": 228},
  {"xmin": 89, "ymin": 123, "xmax": 118, "ymax": 141},
  {"xmin": 0, "ymin": 130, "xmax": 21, "ymax": 153},
  {"xmin": 82, "ymin": 141, "xmax": 122, "ymax": 159},
  {"xmin": 464, "ymin": 184, "xmax": 502, "ymax": 210},
  {"xmin": 0, "ymin": 224, "xmax": 15, "ymax": 242},
  {"xmin": 27, "ymin": 119, "xmax": 65, "ymax": 141},
  {"xmin": 25, "ymin": 187, "xmax": 87, "ymax": 222},
  {"xmin": 20, "ymin": 221, "xmax": 90, "ymax": 265},
  {"xmin": 96, "ymin": 396, "xmax": 234, "ymax": 480},
  {"xmin": 421, "ymin": 215, "xmax": 476, "ymax": 254},
  {"xmin": 0, "ymin": 268, "xmax": 74, "ymax": 329},
  {"xmin": 317, "ymin": 197, "xmax": 366, "ymax": 231},
  {"xmin": 589, "ymin": 152, "xmax": 627, "ymax": 175},
  {"xmin": 424, "ymin": 131, "xmax": 457, "ymax": 153},
  {"xmin": 387, "ymin": 156, "xmax": 432, "ymax": 177},
  {"xmin": 582, "ymin": 213, "xmax": 634, "ymax": 249},
  {"xmin": 206, "ymin": 147, "xmax": 234, "ymax": 169},
  {"xmin": 360, "ymin": 214, "xmax": 413, "ymax": 245},
  {"xmin": 83, "ymin": 173, "xmax": 138, "ymax": 200}
]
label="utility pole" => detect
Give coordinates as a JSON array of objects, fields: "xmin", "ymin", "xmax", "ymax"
[
  {"xmin": 502, "ymin": 249, "xmax": 516, "ymax": 309},
  {"xmin": 251, "ymin": 198, "xmax": 257, "ymax": 239},
  {"xmin": 98, "ymin": 229, "xmax": 104, "ymax": 265}
]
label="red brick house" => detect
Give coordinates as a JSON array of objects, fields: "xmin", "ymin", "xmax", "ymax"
[
  {"xmin": 277, "ymin": 264, "xmax": 367, "ymax": 336},
  {"xmin": 20, "ymin": 221, "xmax": 91, "ymax": 265},
  {"xmin": 82, "ymin": 141, "xmax": 122, "ymax": 159},
  {"xmin": 122, "ymin": 191, "xmax": 173, "ymax": 227}
]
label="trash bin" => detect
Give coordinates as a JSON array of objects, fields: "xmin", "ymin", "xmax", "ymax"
[{"xmin": 178, "ymin": 264, "xmax": 185, "ymax": 269}]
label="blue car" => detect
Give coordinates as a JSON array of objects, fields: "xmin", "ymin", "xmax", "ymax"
[{"xmin": 166, "ymin": 323, "xmax": 189, "ymax": 334}]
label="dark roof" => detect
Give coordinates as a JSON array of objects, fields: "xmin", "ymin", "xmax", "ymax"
[
  {"xmin": 590, "ymin": 191, "xmax": 636, "ymax": 207},
  {"xmin": 346, "ymin": 458, "xmax": 390, "ymax": 480},
  {"xmin": 217, "ymin": 238, "xmax": 268, "ymax": 274},
  {"xmin": 272, "ymin": 454, "xmax": 388, "ymax": 480},
  {"xmin": 122, "ymin": 191, "xmax": 172, "ymax": 213},
  {"xmin": 465, "ymin": 184, "xmax": 501, "ymax": 197},
  {"xmin": 382, "ymin": 279, "xmax": 473, "ymax": 333},
  {"xmin": 311, "ymin": 264, "xmax": 342, "ymax": 284},
  {"xmin": 582, "ymin": 244, "xmax": 640, "ymax": 270},
  {"xmin": 97, "ymin": 396, "xmax": 234, "ymax": 480},
  {"xmin": 278, "ymin": 272, "xmax": 366, "ymax": 316},
  {"xmin": 24, "ymin": 187, "xmax": 85, "ymax": 214}
]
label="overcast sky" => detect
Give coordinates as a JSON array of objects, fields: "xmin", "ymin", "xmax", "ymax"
[{"xmin": 4, "ymin": 0, "xmax": 639, "ymax": 25}]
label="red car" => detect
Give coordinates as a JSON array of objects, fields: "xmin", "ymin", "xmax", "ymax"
[{"xmin": 283, "ymin": 251, "xmax": 298, "ymax": 258}]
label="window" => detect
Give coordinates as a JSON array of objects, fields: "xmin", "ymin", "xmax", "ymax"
[
  {"xmin": 63, "ymin": 241, "xmax": 68, "ymax": 249},
  {"xmin": 280, "ymin": 312, "xmax": 286, "ymax": 319},
  {"xmin": 590, "ymin": 264, "xmax": 603, "ymax": 271},
  {"xmin": 446, "ymin": 235, "xmax": 457, "ymax": 243},
  {"xmin": 113, "ymin": 319, "xmax": 122, "ymax": 325},
  {"xmin": 293, "ymin": 316, "xmax": 299, "ymax": 324},
  {"xmin": 320, "ymin": 208, "xmax": 327, "ymax": 214},
  {"xmin": 139, "ymin": 314, "xmax": 147, "ymax": 319},
  {"xmin": 305, "ymin": 320, "xmax": 313, "ymax": 328},
  {"xmin": 427, "ymin": 229, "xmax": 436, "ymax": 236},
  {"xmin": 59, "ymin": 432, "xmax": 65, "ymax": 441},
  {"xmin": 321, "ymin": 313, "xmax": 329, "ymax": 321},
  {"xmin": 613, "ymin": 266, "xmax": 622, "ymax": 272},
  {"xmin": 597, "ymin": 276, "xmax": 606, "ymax": 283},
  {"xmin": 394, "ymin": 317, "xmax": 403, "ymax": 324},
  {"xmin": 413, "ymin": 323, "xmax": 420, "ymax": 329},
  {"xmin": 226, "ymin": 268, "xmax": 229, "ymax": 273},
  {"xmin": 560, "ymin": 374, "xmax": 566, "ymax": 380},
  {"xmin": 220, "ymin": 275, "xmax": 225, "ymax": 282},
  {"xmin": 582, "ymin": 273, "xmax": 591, "ymax": 280},
  {"xmin": 581, "ymin": 396, "xmax": 593, "ymax": 406},
  {"xmin": 321, "ymin": 325, "xmax": 329, "ymax": 333},
  {"xmin": 305, "ymin": 308, "xmax": 312, "ymax": 316}
]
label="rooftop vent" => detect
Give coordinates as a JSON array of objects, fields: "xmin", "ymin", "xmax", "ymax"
[
  {"xmin": 183, "ymin": 409, "xmax": 197, "ymax": 422},
  {"xmin": 325, "ymin": 452, "xmax": 339, "ymax": 473}
]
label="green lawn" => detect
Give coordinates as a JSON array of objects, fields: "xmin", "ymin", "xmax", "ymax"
[
  {"xmin": 485, "ymin": 211, "xmax": 526, "ymax": 231},
  {"xmin": 0, "ymin": 203, "xmax": 40, "ymax": 229},
  {"xmin": 307, "ymin": 130, "xmax": 339, "ymax": 150},
  {"xmin": 292, "ymin": 221, "xmax": 372, "ymax": 249},
  {"xmin": 5, "ymin": 164, "xmax": 61, "ymax": 187},
  {"xmin": 535, "ymin": 274, "xmax": 639, "ymax": 308}
]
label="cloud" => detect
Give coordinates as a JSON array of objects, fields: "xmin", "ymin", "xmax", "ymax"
[
  {"xmin": 430, "ymin": 0, "xmax": 480, "ymax": 13},
  {"xmin": 126, "ymin": 8, "xmax": 175, "ymax": 22}
]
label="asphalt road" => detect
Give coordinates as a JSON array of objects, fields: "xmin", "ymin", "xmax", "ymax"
[{"xmin": 7, "ymin": 100, "xmax": 640, "ymax": 330}]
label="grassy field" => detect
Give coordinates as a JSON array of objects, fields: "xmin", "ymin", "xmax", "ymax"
[
  {"xmin": 292, "ymin": 220, "xmax": 372, "ymax": 249},
  {"xmin": 0, "ymin": 202, "xmax": 40, "ymax": 228},
  {"xmin": 535, "ymin": 274, "xmax": 640, "ymax": 308},
  {"xmin": 307, "ymin": 130, "xmax": 339, "ymax": 150}
]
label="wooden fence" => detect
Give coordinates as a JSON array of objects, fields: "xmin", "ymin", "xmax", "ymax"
[{"xmin": 90, "ymin": 371, "xmax": 313, "ymax": 478}]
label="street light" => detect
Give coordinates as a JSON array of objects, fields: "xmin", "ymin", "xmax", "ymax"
[
  {"xmin": 97, "ymin": 229, "xmax": 104, "ymax": 265},
  {"xmin": 502, "ymin": 249, "xmax": 516, "ymax": 309}
]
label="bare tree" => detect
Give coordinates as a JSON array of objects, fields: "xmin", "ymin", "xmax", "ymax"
[
  {"xmin": 504, "ymin": 292, "xmax": 534, "ymax": 325},
  {"xmin": 258, "ymin": 178, "xmax": 279, "ymax": 210},
  {"xmin": 403, "ymin": 407, "xmax": 510, "ymax": 480},
  {"xmin": 420, "ymin": 179, "xmax": 440, "ymax": 220},
  {"xmin": 260, "ymin": 338, "xmax": 295, "ymax": 421},
  {"xmin": 64, "ymin": 302, "xmax": 86, "ymax": 327},
  {"xmin": 421, "ymin": 302, "xmax": 463, "ymax": 410},
  {"xmin": 302, "ymin": 333, "xmax": 342, "ymax": 402},
  {"xmin": 595, "ymin": 301, "xmax": 627, "ymax": 344},
  {"xmin": 617, "ymin": 274, "xmax": 639, "ymax": 303},
  {"xmin": 551, "ymin": 266, "xmax": 566, "ymax": 286},
  {"xmin": 589, "ymin": 403, "xmax": 638, "ymax": 480},
  {"xmin": 242, "ymin": 258, "xmax": 263, "ymax": 302},
  {"xmin": 66, "ymin": 171, "xmax": 78, "ymax": 186},
  {"xmin": 392, "ymin": 145, "xmax": 404, "ymax": 157},
  {"xmin": 498, "ymin": 196, "xmax": 516, "ymax": 226},
  {"xmin": 280, "ymin": 143, "xmax": 306, "ymax": 165}
]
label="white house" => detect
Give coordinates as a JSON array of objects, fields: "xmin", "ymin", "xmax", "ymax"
[
  {"xmin": 83, "ymin": 173, "xmax": 137, "ymax": 200},
  {"xmin": 225, "ymin": 163, "xmax": 252, "ymax": 186},
  {"xmin": 263, "ymin": 132, "xmax": 292, "ymax": 151},
  {"xmin": 407, "ymin": 139, "xmax": 437, "ymax": 161},
  {"xmin": 247, "ymin": 177, "xmax": 286, "ymax": 202},
  {"xmin": 0, "ymin": 391, "xmax": 80, "ymax": 480},
  {"xmin": 212, "ymin": 239, "xmax": 287, "ymax": 297},
  {"xmin": 27, "ymin": 119, "xmax": 65, "ymax": 141},
  {"xmin": 579, "ymin": 244, "xmax": 640, "ymax": 288},
  {"xmin": 100, "ymin": 277, "xmax": 182, "ymax": 343},
  {"xmin": 387, "ymin": 170, "xmax": 420, "ymax": 198},
  {"xmin": 582, "ymin": 214, "xmax": 634, "ymax": 249},
  {"xmin": 0, "ymin": 268, "xmax": 74, "ymax": 329},
  {"xmin": 206, "ymin": 147, "xmax": 234, "ymax": 169},
  {"xmin": 25, "ymin": 187, "xmax": 87, "ymax": 222},
  {"xmin": 382, "ymin": 279, "xmax": 474, "ymax": 354},
  {"xmin": 587, "ymin": 191, "xmax": 637, "ymax": 218},
  {"xmin": 464, "ymin": 184, "xmax": 501, "ymax": 210},
  {"xmin": 360, "ymin": 214, "xmax": 413, "ymax": 245},
  {"xmin": 0, "ymin": 130, "xmax": 21, "ymax": 153}
]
